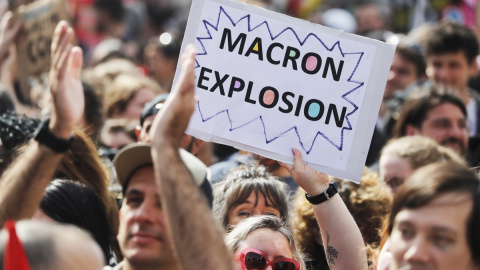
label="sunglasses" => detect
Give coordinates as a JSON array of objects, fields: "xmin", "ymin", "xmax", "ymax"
[{"xmin": 237, "ymin": 248, "xmax": 300, "ymax": 270}]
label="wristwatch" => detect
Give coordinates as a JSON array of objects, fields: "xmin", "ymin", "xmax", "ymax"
[
  {"xmin": 33, "ymin": 118, "xmax": 74, "ymax": 153},
  {"xmin": 305, "ymin": 182, "xmax": 338, "ymax": 205}
]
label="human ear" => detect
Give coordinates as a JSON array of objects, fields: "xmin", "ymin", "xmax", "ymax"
[
  {"xmin": 405, "ymin": 124, "xmax": 421, "ymax": 136},
  {"xmin": 469, "ymin": 59, "xmax": 478, "ymax": 77},
  {"xmin": 135, "ymin": 126, "xmax": 141, "ymax": 141}
]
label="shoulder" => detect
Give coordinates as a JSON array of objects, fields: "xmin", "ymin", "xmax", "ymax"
[{"xmin": 468, "ymin": 88, "xmax": 480, "ymax": 103}]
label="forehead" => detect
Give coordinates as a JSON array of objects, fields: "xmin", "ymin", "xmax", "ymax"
[
  {"xmin": 232, "ymin": 185, "xmax": 280, "ymax": 205},
  {"xmin": 392, "ymin": 53, "xmax": 416, "ymax": 68},
  {"xmin": 427, "ymin": 51, "xmax": 469, "ymax": 64},
  {"xmin": 141, "ymin": 115, "xmax": 156, "ymax": 128},
  {"xmin": 132, "ymin": 87, "xmax": 157, "ymax": 102},
  {"xmin": 239, "ymin": 228, "xmax": 293, "ymax": 258},
  {"xmin": 235, "ymin": 191, "xmax": 275, "ymax": 206},
  {"xmin": 379, "ymin": 155, "xmax": 412, "ymax": 178},
  {"xmin": 424, "ymin": 103, "xmax": 465, "ymax": 121},
  {"xmin": 125, "ymin": 166, "xmax": 157, "ymax": 193},
  {"xmin": 394, "ymin": 193, "xmax": 473, "ymax": 232}
]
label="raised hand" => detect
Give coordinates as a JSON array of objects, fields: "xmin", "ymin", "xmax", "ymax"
[
  {"xmin": 0, "ymin": 11, "xmax": 21, "ymax": 64},
  {"xmin": 48, "ymin": 21, "xmax": 84, "ymax": 139},
  {"xmin": 279, "ymin": 148, "xmax": 330, "ymax": 196},
  {"xmin": 149, "ymin": 44, "xmax": 196, "ymax": 147}
]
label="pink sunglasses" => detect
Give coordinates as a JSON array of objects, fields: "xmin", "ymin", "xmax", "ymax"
[{"xmin": 237, "ymin": 248, "xmax": 300, "ymax": 270}]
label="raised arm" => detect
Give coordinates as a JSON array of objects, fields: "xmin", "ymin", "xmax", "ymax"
[
  {"xmin": 0, "ymin": 11, "xmax": 21, "ymax": 68},
  {"xmin": 149, "ymin": 44, "xmax": 234, "ymax": 270},
  {"xmin": 281, "ymin": 149, "xmax": 368, "ymax": 270},
  {"xmin": 0, "ymin": 21, "xmax": 83, "ymax": 225}
]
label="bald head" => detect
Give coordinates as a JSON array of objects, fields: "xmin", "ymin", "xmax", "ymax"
[{"xmin": 0, "ymin": 220, "xmax": 104, "ymax": 270}]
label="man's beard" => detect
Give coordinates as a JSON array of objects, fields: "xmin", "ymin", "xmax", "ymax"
[{"xmin": 440, "ymin": 137, "xmax": 466, "ymax": 155}]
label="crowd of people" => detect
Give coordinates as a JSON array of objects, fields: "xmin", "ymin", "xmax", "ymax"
[{"xmin": 0, "ymin": 0, "xmax": 480, "ymax": 270}]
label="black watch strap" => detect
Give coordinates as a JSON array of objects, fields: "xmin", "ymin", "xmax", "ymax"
[
  {"xmin": 33, "ymin": 118, "xmax": 74, "ymax": 153},
  {"xmin": 305, "ymin": 182, "xmax": 338, "ymax": 205}
]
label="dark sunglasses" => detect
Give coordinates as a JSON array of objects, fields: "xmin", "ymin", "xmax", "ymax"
[{"xmin": 237, "ymin": 248, "xmax": 300, "ymax": 270}]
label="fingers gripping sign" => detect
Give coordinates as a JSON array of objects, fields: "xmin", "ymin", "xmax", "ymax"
[
  {"xmin": 279, "ymin": 148, "xmax": 330, "ymax": 196},
  {"xmin": 150, "ymin": 44, "xmax": 197, "ymax": 147},
  {"xmin": 48, "ymin": 21, "xmax": 84, "ymax": 139}
]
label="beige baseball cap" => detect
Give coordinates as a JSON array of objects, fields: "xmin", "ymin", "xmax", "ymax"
[{"xmin": 113, "ymin": 142, "xmax": 207, "ymax": 189}]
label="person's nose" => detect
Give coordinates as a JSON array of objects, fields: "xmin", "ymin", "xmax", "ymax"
[
  {"xmin": 145, "ymin": 132, "xmax": 153, "ymax": 143},
  {"xmin": 134, "ymin": 201, "xmax": 158, "ymax": 223},
  {"xmin": 449, "ymin": 123, "xmax": 465, "ymax": 139},
  {"xmin": 403, "ymin": 236, "xmax": 430, "ymax": 265},
  {"xmin": 253, "ymin": 208, "xmax": 262, "ymax": 216},
  {"xmin": 436, "ymin": 66, "xmax": 449, "ymax": 83},
  {"xmin": 388, "ymin": 70, "xmax": 395, "ymax": 81}
]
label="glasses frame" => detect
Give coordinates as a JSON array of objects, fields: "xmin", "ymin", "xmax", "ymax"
[{"xmin": 237, "ymin": 247, "xmax": 300, "ymax": 270}]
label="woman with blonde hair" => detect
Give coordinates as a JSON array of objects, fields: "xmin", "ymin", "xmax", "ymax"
[
  {"xmin": 226, "ymin": 215, "xmax": 307, "ymax": 270},
  {"xmin": 379, "ymin": 136, "xmax": 466, "ymax": 195},
  {"xmin": 104, "ymin": 74, "xmax": 164, "ymax": 120}
]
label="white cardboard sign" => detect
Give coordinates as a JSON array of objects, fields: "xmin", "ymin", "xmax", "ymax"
[{"xmin": 176, "ymin": 0, "xmax": 395, "ymax": 182}]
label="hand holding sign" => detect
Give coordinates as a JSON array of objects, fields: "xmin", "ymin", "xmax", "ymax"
[
  {"xmin": 48, "ymin": 21, "xmax": 84, "ymax": 139},
  {"xmin": 177, "ymin": 0, "xmax": 395, "ymax": 182},
  {"xmin": 279, "ymin": 148, "xmax": 330, "ymax": 196}
]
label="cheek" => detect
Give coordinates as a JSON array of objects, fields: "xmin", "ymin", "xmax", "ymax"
[
  {"xmin": 426, "ymin": 66, "xmax": 436, "ymax": 78},
  {"xmin": 421, "ymin": 127, "xmax": 444, "ymax": 142},
  {"xmin": 389, "ymin": 232, "xmax": 408, "ymax": 265},
  {"xmin": 402, "ymin": 73, "xmax": 417, "ymax": 85},
  {"xmin": 228, "ymin": 214, "xmax": 243, "ymax": 227},
  {"xmin": 118, "ymin": 208, "xmax": 135, "ymax": 239}
]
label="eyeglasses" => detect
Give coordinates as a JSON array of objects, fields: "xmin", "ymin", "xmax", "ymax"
[{"xmin": 237, "ymin": 248, "xmax": 300, "ymax": 270}]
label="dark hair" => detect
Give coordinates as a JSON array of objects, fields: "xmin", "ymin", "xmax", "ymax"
[
  {"xmin": 148, "ymin": 34, "xmax": 181, "ymax": 60},
  {"xmin": 0, "ymin": 91, "xmax": 14, "ymax": 114},
  {"xmin": 426, "ymin": 20, "xmax": 479, "ymax": 64},
  {"xmin": 387, "ymin": 162, "xmax": 480, "ymax": 265},
  {"xmin": 83, "ymin": 82, "xmax": 104, "ymax": 140},
  {"xmin": 0, "ymin": 113, "xmax": 39, "ymax": 176},
  {"xmin": 213, "ymin": 165, "xmax": 290, "ymax": 229},
  {"xmin": 396, "ymin": 42, "xmax": 426, "ymax": 78},
  {"xmin": 393, "ymin": 86, "xmax": 466, "ymax": 137},
  {"xmin": 0, "ymin": 112, "xmax": 39, "ymax": 152},
  {"xmin": 40, "ymin": 180, "xmax": 111, "ymax": 263},
  {"xmin": 158, "ymin": 41, "xmax": 181, "ymax": 59},
  {"xmin": 94, "ymin": 0, "xmax": 124, "ymax": 22}
]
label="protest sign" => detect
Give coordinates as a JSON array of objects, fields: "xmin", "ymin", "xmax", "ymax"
[
  {"xmin": 177, "ymin": 0, "xmax": 395, "ymax": 182},
  {"xmin": 15, "ymin": 0, "xmax": 69, "ymax": 100}
]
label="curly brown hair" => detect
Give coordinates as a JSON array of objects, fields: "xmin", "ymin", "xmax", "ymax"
[{"xmin": 335, "ymin": 170, "xmax": 392, "ymax": 247}]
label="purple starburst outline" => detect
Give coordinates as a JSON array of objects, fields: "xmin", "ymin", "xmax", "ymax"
[{"xmin": 194, "ymin": 5, "xmax": 365, "ymax": 152}]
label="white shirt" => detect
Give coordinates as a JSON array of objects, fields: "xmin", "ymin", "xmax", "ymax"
[{"xmin": 466, "ymin": 98, "xmax": 477, "ymax": 136}]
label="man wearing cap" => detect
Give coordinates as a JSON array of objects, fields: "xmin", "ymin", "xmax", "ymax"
[
  {"xmin": 137, "ymin": 93, "xmax": 205, "ymax": 156},
  {"xmin": 106, "ymin": 45, "xmax": 233, "ymax": 270},
  {"xmin": 135, "ymin": 93, "xmax": 214, "ymax": 207}
]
